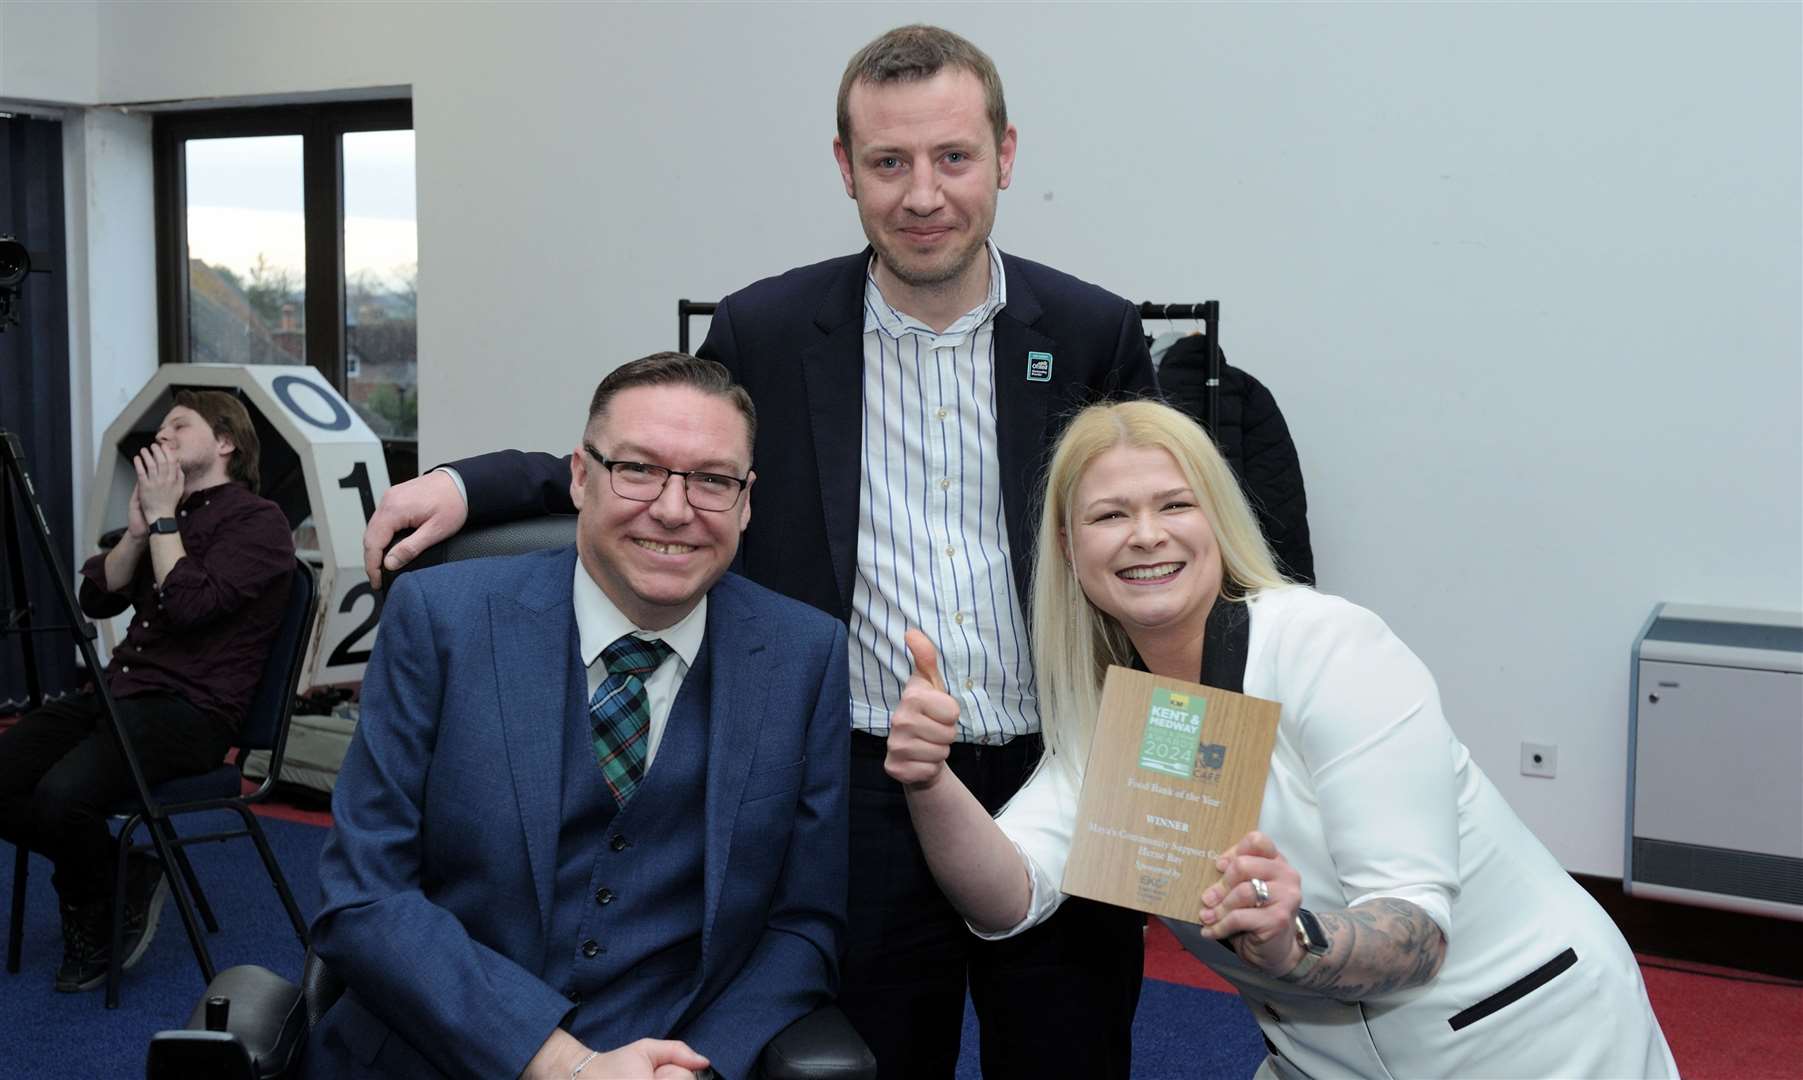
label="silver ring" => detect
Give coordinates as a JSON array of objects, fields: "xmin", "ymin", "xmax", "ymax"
[{"xmin": 1250, "ymin": 877, "xmax": 1271, "ymax": 907}]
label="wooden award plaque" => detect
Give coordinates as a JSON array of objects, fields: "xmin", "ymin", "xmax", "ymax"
[{"xmin": 1060, "ymin": 665, "xmax": 1281, "ymax": 922}]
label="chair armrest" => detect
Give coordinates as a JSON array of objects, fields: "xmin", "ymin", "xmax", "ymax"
[
  {"xmin": 300, "ymin": 947, "xmax": 346, "ymax": 1027},
  {"xmin": 757, "ymin": 1004, "xmax": 877, "ymax": 1080},
  {"xmin": 147, "ymin": 1030, "xmax": 257, "ymax": 1080},
  {"xmin": 147, "ymin": 964, "xmax": 307, "ymax": 1080}
]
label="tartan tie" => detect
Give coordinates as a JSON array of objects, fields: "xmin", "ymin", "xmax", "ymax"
[{"xmin": 589, "ymin": 634, "xmax": 673, "ymax": 808}]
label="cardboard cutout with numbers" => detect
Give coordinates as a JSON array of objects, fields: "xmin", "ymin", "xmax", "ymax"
[{"xmin": 87, "ymin": 364, "xmax": 390, "ymax": 690}]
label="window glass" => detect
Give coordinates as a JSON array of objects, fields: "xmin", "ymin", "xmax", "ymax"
[
  {"xmin": 184, "ymin": 135, "xmax": 306, "ymax": 364},
  {"xmin": 343, "ymin": 130, "xmax": 418, "ymax": 439}
]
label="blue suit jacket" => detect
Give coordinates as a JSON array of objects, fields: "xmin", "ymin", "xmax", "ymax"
[
  {"xmin": 306, "ymin": 548, "xmax": 850, "ymax": 1080},
  {"xmin": 456, "ymin": 248, "xmax": 1157, "ymax": 622}
]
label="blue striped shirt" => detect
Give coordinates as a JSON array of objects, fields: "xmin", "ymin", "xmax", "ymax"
[{"xmin": 850, "ymin": 242, "xmax": 1038, "ymax": 744}]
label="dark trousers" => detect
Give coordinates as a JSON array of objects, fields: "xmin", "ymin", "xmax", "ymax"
[
  {"xmin": 0, "ymin": 690, "xmax": 229, "ymax": 906},
  {"xmin": 839, "ymin": 731, "xmax": 1144, "ymax": 1080}
]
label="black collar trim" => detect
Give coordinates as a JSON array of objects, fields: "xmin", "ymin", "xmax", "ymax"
[{"xmin": 1198, "ymin": 599, "xmax": 1251, "ymax": 693}]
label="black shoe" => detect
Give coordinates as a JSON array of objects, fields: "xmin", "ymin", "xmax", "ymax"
[
  {"xmin": 54, "ymin": 898, "xmax": 111, "ymax": 993},
  {"xmin": 120, "ymin": 854, "xmax": 169, "ymax": 972}
]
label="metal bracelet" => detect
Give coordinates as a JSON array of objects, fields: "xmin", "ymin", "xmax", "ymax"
[{"xmin": 569, "ymin": 1050, "xmax": 601, "ymax": 1078}]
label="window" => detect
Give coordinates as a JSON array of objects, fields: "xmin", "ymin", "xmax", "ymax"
[{"xmin": 155, "ymin": 101, "xmax": 417, "ymax": 479}]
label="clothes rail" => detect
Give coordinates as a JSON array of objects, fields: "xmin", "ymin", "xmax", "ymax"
[
  {"xmin": 1139, "ymin": 300, "xmax": 1222, "ymax": 434},
  {"xmin": 676, "ymin": 299, "xmax": 717, "ymax": 355}
]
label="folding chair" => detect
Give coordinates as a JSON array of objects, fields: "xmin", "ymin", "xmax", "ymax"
[{"xmin": 85, "ymin": 558, "xmax": 317, "ymax": 1007}]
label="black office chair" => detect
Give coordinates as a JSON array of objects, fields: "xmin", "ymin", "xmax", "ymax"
[
  {"xmin": 147, "ymin": 520, "xmax": 874, "ymax": 1080},
  {"xmin": 6, "ymin": 558, "xmax": 317, "ymax": 1010}
]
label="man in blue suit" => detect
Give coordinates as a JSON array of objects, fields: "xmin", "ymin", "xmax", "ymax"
[
  {"xmin": 308, "ymin": 353, "xmax": 850, "ymax": 1080},
  {"xmin": 361, "ymin": 26, "xmax": 1154, "ymax": 1080}
]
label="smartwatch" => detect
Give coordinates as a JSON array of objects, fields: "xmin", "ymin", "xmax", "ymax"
[
  {"xmin": 1281, "ymin": 908, "xmax": 1331, "ymax": 981},
  {"xmin": 149, "ymin": 517, "xmax": 180, "ymax": 535}
]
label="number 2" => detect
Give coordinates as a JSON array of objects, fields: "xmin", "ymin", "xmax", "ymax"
[{"xmin": 326, "ymin": 583, "xmax": 383, "ymax": 668}]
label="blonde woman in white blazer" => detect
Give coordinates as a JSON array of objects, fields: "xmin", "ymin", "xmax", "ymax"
[{"xmin": 885, "ymin": 400, "xmax": 1676, "ymax": 1079}]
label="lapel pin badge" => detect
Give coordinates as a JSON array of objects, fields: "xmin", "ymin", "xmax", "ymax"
[{"xmin": 1026, "ymin": 351, "xmax": 1053, "ymax": 382}]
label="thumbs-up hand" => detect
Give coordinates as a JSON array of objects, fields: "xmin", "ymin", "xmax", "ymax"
[{"xmin": 884, "ymin": 629, "xmax": 961, "ymax": 789}]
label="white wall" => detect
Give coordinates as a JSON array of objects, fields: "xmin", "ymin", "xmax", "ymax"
[
  {"xmin": 20, "ymin": 2, "xmax": 1803, "ymax": 874},
  {"xmin": 0, "ymin": 0, "xmax": 98, "ymax": 106}
]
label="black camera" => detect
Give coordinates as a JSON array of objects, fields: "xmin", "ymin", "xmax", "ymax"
[
  {"xmin": 0, "ymin": 235, "xmax": 27, "ymax": 286},
  {"xmin": 0, "ymin": 234, "xmax": 33, "ymax": 331}
]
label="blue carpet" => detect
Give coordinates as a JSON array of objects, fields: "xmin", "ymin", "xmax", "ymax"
[
  {"xmin": 954, "ymin": 976, "xmax": 1266, "ymax": 1079},
  {"xmin": 0, "ymin": 811, "xmax": 324, "ymax": 1079}
]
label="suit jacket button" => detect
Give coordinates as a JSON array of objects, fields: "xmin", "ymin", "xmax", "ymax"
[
  {"xmin": 609, "ymin": 834, "xmax": 629, "ymax": 852},
  {"xmin": 581, "ymin": 939, "xmax": 601, "ymax": 958},
  {"xmin": 595, "ymin": 887, "xmax": 615, "ymax": 905}
]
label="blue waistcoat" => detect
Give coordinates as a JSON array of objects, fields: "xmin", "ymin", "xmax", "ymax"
[{"xmin": 547, "ymin": 647, "xmax": 710, "ymax": 1046}]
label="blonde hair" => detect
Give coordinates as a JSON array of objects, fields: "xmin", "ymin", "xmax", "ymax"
[{"xmin": 1029, "ymin": 400, "xmax": 1289, "ymax": 777}]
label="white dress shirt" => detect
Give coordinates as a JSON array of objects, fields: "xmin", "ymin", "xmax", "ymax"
[
  {"xmin": 571, "ymin": 560, "xmax": 707, "ymax": 769},
  {"xmin": 850, "ymin": 240, "xmax": 1038, "ymax": 745}
]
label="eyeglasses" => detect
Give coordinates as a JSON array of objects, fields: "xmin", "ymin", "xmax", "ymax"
[{"xmin": 582, "ymin": 442, "xmax": 749, "ymax": 512}]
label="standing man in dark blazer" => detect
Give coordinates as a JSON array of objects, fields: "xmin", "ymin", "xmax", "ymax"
[{"xmin": 362, "ymin": 27, "xmax": 1155, "ymax": 1080}]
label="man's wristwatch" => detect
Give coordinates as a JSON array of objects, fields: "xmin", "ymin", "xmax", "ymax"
[
  {"xmin": 149, "ymin": 517, "xmax": 180, "ymax": 535},
  {"xmin": 1280, "ymin": 908, "xmax": 1331, "ymax": 981}
]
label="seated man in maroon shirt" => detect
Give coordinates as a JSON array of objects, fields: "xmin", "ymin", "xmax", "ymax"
[{"xmin": 0, "ymin": 389, "xmax": 293, "ymax": 992}]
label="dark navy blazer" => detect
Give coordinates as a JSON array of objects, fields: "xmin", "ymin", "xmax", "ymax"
[{"xmin": 306, "ymin": 548, "xmax": 850, "ymax": 1080}]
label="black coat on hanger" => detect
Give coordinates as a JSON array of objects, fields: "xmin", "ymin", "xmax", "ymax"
[{"xmin": 1157, "ymin": 336, "xmax": 1315, "ymax": 586}]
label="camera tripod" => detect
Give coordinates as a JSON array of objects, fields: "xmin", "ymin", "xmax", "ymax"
[{"xmin": 0, "ymin": 429, "xmax": 218, "ymax": 994}]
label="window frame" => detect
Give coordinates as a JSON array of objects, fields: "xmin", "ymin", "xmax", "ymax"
[{"xmin": 152, "ymin": 100, "xmax": 415, "ymax": 471}]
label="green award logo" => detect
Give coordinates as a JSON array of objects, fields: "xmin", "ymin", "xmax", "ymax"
[{"xmin": 1139, "ymin": 689, "xmax": 1205, "ymax": 778}]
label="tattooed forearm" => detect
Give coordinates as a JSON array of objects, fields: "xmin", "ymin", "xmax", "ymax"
[{"xmin": 1285, "ymin": 898, "xmax": 1446, "ymax": 1000}]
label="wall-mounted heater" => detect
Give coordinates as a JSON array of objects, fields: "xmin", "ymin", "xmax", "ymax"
[{"xmin": 1626, "ymin": 603, "xmax": 1802, "ymax": 921}]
